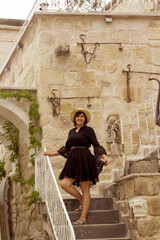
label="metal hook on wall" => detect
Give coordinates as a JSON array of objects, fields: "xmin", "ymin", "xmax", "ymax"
[
  {"xmin": 78, "ymin": 34, "xmax": 100, "ymax": 64},
  {"xmin": 47, "ymin": 89, "xmax": 98, "ymax": 117},
  {"xmin": 77, "ymin": 34, "xmax": 123, "ymax": 64},
  {"xmin": 47, "ymin": 89, "xmax": 61, "ymax": 116},
  {"xmin": 122, "ymin": 64, "xmax": 132, "ymax": 103}
]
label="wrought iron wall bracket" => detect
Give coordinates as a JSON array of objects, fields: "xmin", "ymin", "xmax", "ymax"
[
  {"xmin": 48, "ymin": 89, "xmax": 96, "ymax": 117},
  {"xmin": 77, "ymin": 34, "xmax": 122, "ymax": 64},
  {"xmin": 122, "ymin": 64, "xmax": 160, "ymax": 103},
  {"xmin": 122, "ymin": 64, "xmax": 132, "ymax": 103}
]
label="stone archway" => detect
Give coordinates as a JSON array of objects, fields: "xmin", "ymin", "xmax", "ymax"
[
  {"xmin": 0, "ymin": 99, "xmax": 30, "ymax": 146},
  {"xmin": 0, "ymin": 99, "xmax": 31, "ymax": 240}
]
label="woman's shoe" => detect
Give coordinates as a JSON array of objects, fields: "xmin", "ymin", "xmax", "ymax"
[
  {"xmin": 72, "ymin": 218, "xmax": 86, "ymax": 225},
  {"xmin": 75, "ymin": 204, "xmax": 82, "ymax": 212}
]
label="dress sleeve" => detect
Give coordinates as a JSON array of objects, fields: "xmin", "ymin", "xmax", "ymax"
[
  {"xmin": 88, "ymin": 127, "xmax": 107, "ymax": 157},
  {"xmin": 57, "ymin": 131, "xmax": 71, "ymax": 159},
  {"xmin": 57, "ymin": 146, "xmax": 69, "ymax": 159}
]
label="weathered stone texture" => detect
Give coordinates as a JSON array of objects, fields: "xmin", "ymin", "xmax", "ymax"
[
  {"xmin": 109, "ymin": 174, "xmax": 160, "ymax": 240},
  {"xmin": 2, "ymin": 12, "xmax": 160, "ymax": 240},
  {"xmin": 125, "ymin": 160, "xmax": 158, "ymax": 175},
  {"xmin": 148, "ymin": 197, "xmax": 160, "ymax": 216},
  {"xmin": 136, "ymin": 217, "xmax": 159, "ymax": 237},
  {"xmin": 134, "ymin": 176, "xmax": 160, "ymax": 196}
]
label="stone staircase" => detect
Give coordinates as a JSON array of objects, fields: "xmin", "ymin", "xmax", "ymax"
[{"xmin": 64, "ymin": 197, "xmax": 131, "ymax": 240}]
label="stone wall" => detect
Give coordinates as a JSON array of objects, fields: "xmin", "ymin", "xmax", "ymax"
[
  {"xmin": 0, "ymin": 14, "xmax": 160, "ymax": 161},
  {"xmin": 1, "ymin": 12, "xmax": 160, "ymax": 239},
  {"xmin": 0, "ymin": 19, "xmax": 23, "ymax": 68},
  {"xmin": 104, "ymin": 159, "xmax": 160, "ymax": 240},
  {"xmin": 0, "ymin": 12, "xmax": 160, "ymax": 191}
]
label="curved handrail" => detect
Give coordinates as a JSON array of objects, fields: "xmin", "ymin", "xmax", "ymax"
[
  {"xmin": 35, "ymin": 148, "xmax": 75, "ymax": 240},
  {"xmin": 111, "ymin": 92, "xmax": 159, "ymax": 168}
]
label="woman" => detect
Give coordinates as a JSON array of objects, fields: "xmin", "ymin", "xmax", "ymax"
[{"xmin": 44, "ymin": 108, "xmax": 109, "ymax": 225}]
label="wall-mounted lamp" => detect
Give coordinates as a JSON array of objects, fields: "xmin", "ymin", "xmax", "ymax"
[
  {"xmin": 105, "ymin": 17, "xmax": 112, "ymax": 23},
  {"xmin": 17, "ymin": 43, "xmax": 23, "ymax": 50},
  {"xmin": 5, "ymin": 67, "xmax": 10, "ymax": 72}
]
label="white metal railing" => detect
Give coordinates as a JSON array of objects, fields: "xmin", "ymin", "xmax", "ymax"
[
  {"xmin": 35, "ymin": 148, "xmax": 75, "ymax": 240},
  {"xmin": 112, "ymin": 93, "xmax": 160, "ymax": 168},
  {"xmin": 36, "ymin": 0, "xmax": 160, "ymax": 13}
]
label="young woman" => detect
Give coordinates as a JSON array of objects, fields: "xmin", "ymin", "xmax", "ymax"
[{"xmin": 44, "ymin": 108, "xmax": 109, "ymax": 225}]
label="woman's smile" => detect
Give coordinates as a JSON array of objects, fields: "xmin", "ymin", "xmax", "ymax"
[{"xmin": 75, "ymin": 113, "xmax": 85, "ymax": 126}]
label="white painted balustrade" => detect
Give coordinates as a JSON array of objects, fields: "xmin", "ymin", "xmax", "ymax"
[
  {"xmin": 37, "ymin": 0, "xmax": 160, "ymax": 13},
  {"xmin": 112, "ymin": 93, "xmax": 160, "ymax": 169},
  {"xmin": 35, "ymin": 148, "xmax": 75, "ymax": 240}
]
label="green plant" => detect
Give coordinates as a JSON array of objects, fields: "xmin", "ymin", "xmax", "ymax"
[
  {"xmin": 12, "ymin": 163, "xmax": 23, "ymax": 184},
  {"xmin": 0, "ymin": 160, "xmax": 6, "ymax": 180},
  {"xmin": 0, "ymin": 89, "xmax": 42, "ymax": 166},
  {"xmin": 0, "ymin": 90, "xmax": 43, "ymax": 239},
  {"xmin": 22, "ymin": 175, "xmax": 35, "ymax": 187},
  {"xmin": 1, "ymin": 120, "xmax": 19, "ymax": 163}
]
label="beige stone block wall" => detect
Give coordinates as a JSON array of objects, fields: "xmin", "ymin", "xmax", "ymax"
[
  {"xmin": 1, "ymin": 14, "xmax": 160, "ymax": 183},
  {"xmin": 0, "ymin": 24, "xmax": 21, "ymax": 67},
  {"xmin": 113, "ymin": 174, "xmax": 160, "ymax": 240},
  {"xmin": 2, "ymin": 12, "xmax": 160, "ymax": 240}
]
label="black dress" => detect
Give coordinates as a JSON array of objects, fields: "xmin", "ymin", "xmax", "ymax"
[{"xmin": 58, "ymin": 126, "xmax": 107, "ymax": 187}]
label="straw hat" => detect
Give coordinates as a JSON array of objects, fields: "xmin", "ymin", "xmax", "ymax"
[{"xmin": 70, "ymin": 108, "xmax": 91, "ymax": 123}]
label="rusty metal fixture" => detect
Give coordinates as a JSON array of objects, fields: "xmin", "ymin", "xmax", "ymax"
[
  {"xmin": 122, "ymin": 64, "xmax": 132, "ymax": 103},
  {"xmin": 55, "ymin": 45, "xmax": 70, "ymax": 56},
  {"xmin": 77, "ymin": 34, "xmax": 122, "ymax": 64},
  {"xmin": 149, "ymin": 78, "xmax": 160, "ymax": 126},
  {"xmin": 47, "ymin": 89, "xmax": 61, "ymax": 117},
  {"xmin": 47, "ymin": 89, "xmax": 96, "ymax": 117},
  {"xmin": 122, "ymin": 64, "xmax": 160, "ymax": 103},
  {"xmin": 77, "ymin": 34, "xmax": 100, "ymax": 64}
]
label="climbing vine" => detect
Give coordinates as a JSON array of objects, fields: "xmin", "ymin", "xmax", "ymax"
[
  {"xmin": 0, "ymin": 89, "xmax": 42, "ymax": 166},
  {"xmin": 1, "ymin": 120, "xmax": 19, "ymax": 163},
  {"xmin": 0, "ymin": 90, "xmax": 43, "ymax": 238},
  {"xmin": 0, "ymin": 159, "xmax": 6, "ymax": 180}
]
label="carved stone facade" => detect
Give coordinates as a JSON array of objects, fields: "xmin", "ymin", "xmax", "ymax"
[{"xmin": 1, "ymin": 9, "xmax": 160, "ymax": 240}]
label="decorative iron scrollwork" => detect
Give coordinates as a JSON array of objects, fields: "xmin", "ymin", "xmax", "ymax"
[
  {"xmin": 78, "ymin": 34, "xmax": 100, "ymax": 64},
  {"xmin": 77, "ymin": 34, "xmax": 122, "ymax": 64}
]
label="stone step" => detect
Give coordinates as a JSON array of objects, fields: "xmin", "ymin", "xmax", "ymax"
[
  {"xmin": 69, "ymin": 209, "xmax": 119, "ymax": 224},
  {"xmin": 73, "ymin": 223, "xmax": 127, "ymax": 239},
  {"xmin": 64, "ymin": 197, "xmax": 113, "ymax": 211},
  {"xmin": 76, "ymin": 238, "xmax": 131, "ymax": 240}
]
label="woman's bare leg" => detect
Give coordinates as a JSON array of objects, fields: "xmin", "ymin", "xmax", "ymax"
[
  {"xmin": 79, "ymin": 180, "xmax": 90, "ymax": 222},
  {"xmin": 60, "ymin": 177, "xmax": 82, "ymax": 203}
]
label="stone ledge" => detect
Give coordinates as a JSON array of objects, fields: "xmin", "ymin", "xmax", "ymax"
[
  {"xmin": 0, "ymin": 86, "xmax": 37, "ymax": 91},
  {"xmin": 114, "ymin": 173, "xmax": 160, "ymax": 183},
  {"xmin": 124, "ymin": 159, "xmax": 158, "ymax": 175}
]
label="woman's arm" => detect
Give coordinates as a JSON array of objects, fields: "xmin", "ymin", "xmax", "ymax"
[{"xmin": 44, "ymin": 151, "xmax": 60, "ymax": 157}]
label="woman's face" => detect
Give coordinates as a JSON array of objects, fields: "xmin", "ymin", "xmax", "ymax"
[{"xmin": 75, "ymin": 113, "xmax": 86, "ymax": 126}]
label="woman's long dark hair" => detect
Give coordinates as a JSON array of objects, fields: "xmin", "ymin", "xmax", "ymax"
[{"xmin": 73, "ymin": 111, "xmax": 87, "ymax": 127}]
